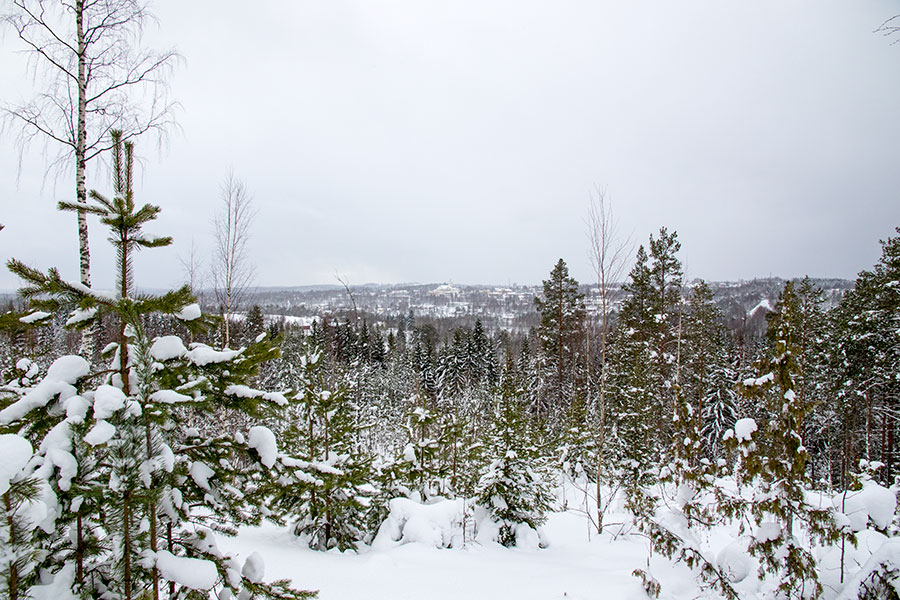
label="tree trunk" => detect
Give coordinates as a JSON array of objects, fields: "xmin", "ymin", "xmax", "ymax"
[
  {"xmin": 123, "ymin": 491, "xmax": 132, "ymax": 600},
  {"xmin": 4, "ymin": 491, "xmax": 18, "ymax": 600},
  {"xmin": 887, "ymin": 407, "xmax": 894, "ymax": 485},
  {"xmin": 596, "ymin": 273, "xmax": 608, "ymax": 534},
  {"xmin": 866, "ymin": 391, "xmax": 872, "ymax": 461},
  {"xmin": 119, "ymin": 234, "xmax": 131, "ymax": 392},
  {"xmin": 146, "ymin": 421, "xmax": 159, "ymax": 600},
  {"xmin": 167, "ymin": 523, "xmax": 175, "ymax": 599},
  {"xmin": 557, "ymin": 286, "xmax": 564, "ymax": 409},
  {"xmin": 75, "ymin": 0, "xmax": 94, "ymax": 360},
  {"xmin": 76, "ymin": 513, "xmax": 84, "ymax": 586}
]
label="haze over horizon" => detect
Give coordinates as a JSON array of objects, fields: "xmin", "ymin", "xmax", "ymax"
[{"xmin": 2, "ymin": 1, "xmax": 899, "ymax": 292}]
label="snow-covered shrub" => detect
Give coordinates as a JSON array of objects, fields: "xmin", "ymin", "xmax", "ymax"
[
  {"xmin": 474, "ymin": 365, "xmax": 552, "ymax": 547},
  {"xmin": 266, "ymin": 346, "xmax": 377, "ymax": 552},
  {"xmin": 729, "ymin": 288, "xmax": 843, "ymax": 600},
  {"xmin": 372, "ymin": 497, "xmax": 470, "ymax": 549}
]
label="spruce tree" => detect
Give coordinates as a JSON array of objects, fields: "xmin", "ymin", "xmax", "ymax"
[
  {"xmin": 607, "ymin": 245, "xmax": 657, "ymax": 490},
  {"xmin": 647, "ymin": 227, "xmax": 683, "ymax": 446},
  {"xmin": 244, "ymin": 303, "xmax": 266, "ymax": 344},
  {"xmin": 682, "ymin": 280, "xmax": 737, "ymax": 461},
  {"xmin": 0, "ymin": 310, "xmax": 49, "ymax": 600},
  {"xmin": 735, "ymin": 280, "xmax": 841, "ymax": 599},
  {"xmin": 475, "ymin": 358, "xmax": 552, "ymax": 547},
  {"xmin": 269, "ymin": 343, "xmax": 376, "ymax": 551},
  {"xmin": 827, "ymin": 233, "xmax": 900, "ymax": 485},
  {"xmin": 533, "ymin": 259, "xmax": 586, "ymax": 422}
]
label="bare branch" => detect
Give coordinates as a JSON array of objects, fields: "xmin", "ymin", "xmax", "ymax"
[
  {"xmin": 2, "ymin": 0, "xmax": 180, "ymax": 185},
  {"xmin": 875, "ymin": 14, "xmax": 900, "ymax": 44},
  {"xmin": 335, "ymin": 272, "xmax": 360, "ymax": 324},
  {"xmin": 211, "ymin": 170, "xmax": 257, "ymax": 347},
  {"xmin": 585, "ymin": 184, "xmax": 634, "ymax": 532}
]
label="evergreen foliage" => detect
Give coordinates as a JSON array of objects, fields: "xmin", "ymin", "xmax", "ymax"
[
  {"xmin": 734, "ymin": 280, "xmax": 842, "ymax": 599},
  {"xmin": 533, "ymin": 259, "xmax": 586, "ymax": 422},
  {"xmin": 682, "ymin": 280, "xmax": 738, "ymax": 462},
  {"xmin": 0, "ymin": 132, "xmax": 314, "ymax": 600},
  {"xmin": 607, "ymin": 245, "xmax": 658, "ymax": 488},
  {"xmin": 269, "ymin": 344, "xmax": 376, "ymax": 552},
  {"xmin": 475, "ymin": 359, "xmax": 552, "ymax": 547}
]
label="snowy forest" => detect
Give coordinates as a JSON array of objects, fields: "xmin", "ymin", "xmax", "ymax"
[{"xmin": 3, "ymin": 1, "xmax": 900, "ymax": 600}]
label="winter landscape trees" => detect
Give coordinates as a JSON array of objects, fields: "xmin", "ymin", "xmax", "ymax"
[
  {"xmin": 1, "ymin": 133, "xmax": 312, "ymax": 599},
  {"xmin": 2, "ymin": 0, "xmax": 178, "ymax": 337},
  {"xmin": 212, "ymin": 171, "xmax": 256, "ymax": 348},
  {"xmin": 1, "ymin": 3, "xmax": 899, "ymax": 599},
  {"xmin": 7, "ymin": 216, "xmax": 900, "ymax": 598}
]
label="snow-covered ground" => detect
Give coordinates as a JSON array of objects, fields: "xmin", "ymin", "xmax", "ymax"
[
  {"xmin": 221, "ymin": 511, "xmax": 655, "ymax": 600},
  {"xmin": 217, "ymin": 483, "xmax": 729, "ymax": 600},
  {"xmin": 217, "ymin": 478, "xmax": 900, "ymax": 600}
]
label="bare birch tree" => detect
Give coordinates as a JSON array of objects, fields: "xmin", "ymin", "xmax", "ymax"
[
  {"xmin": 586, "ymin": 185, "xmax": 631, "ymax": 533},
  {"xmin": 179, "ymin": 237, "xmax": 204, "ymax": 296},
  {"xmin": 2, "ymin": 0, "xmax": 178, "ymax": 356},
  {"xmin": 212, "ymin": 171, "xmax": 256, "ymax": 347},
  {"xmin": 179, "ymin": 237, "xmax": 204, "ymax": 343}
]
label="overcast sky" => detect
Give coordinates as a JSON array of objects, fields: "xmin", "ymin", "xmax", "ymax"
[{"xmin": 2, "ymin": 1, "xmax": 899, "ymax": 291}]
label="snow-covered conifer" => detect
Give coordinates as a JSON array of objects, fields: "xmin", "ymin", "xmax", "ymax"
[
  {"xmin": 733, "ymin": 280, "xmax": 842, "ymax": 599},
  {"xmin": 268, "ymin": 343, "xmax": 376, "ymax": 551},
  {"xmin": 475, "ymin": 359, "xmax": 552, "ymax": 547},
  {"xmin": 3, "ymin": 131, "xmax": 314, "ymax": 600},
  {"xmin": 533, "ymin": 259, "xmax": 586, "ymax": 422}
]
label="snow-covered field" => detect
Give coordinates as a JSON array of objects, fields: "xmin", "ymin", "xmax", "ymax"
[
  {"xmin": 222, "ymin": 509, "xmax": 653, "ymax": 600},
  {"xmin": 217, "ymin": 480, "xmax": 900, "ymax": 600}
]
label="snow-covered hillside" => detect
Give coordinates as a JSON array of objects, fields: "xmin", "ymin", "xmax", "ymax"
[{"xmin": 218, "ymin": 480, "xmax": 900, "ymax": 600}]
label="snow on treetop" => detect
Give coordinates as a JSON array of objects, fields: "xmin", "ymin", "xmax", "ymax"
[
  {"xmin": 28, "ymin": 563, "xmax": 78, "ymax": 600},
  {"xmin": 248, "ymin": 426, "xmax": 278, "ymax": 468},
  {"xmin": 156, "ymin": 550, "xmax": 218, "ymax": 590},
  {"xmin": 93, "ymin": 385, "xmax": 127, "ymax": 420},
  {"xmin": 150, "ymin": 336, "xmax": 188, "ymax": 361},
  {"xmin": 190, "ymin": 461, "xmax": 215, "ymax": 491},
  {"xmin": 242, "ymin": 551, "xmax": 266, "ymax": 583},
  {"xmin": 187, "ymin": 345, "xmax": 242, "ymax": 366},
  {"xmin": 47, "ymin": 355, "xmax": 90, "ymax": 381},
  {"xmin": 0, "ymin": 433, "xmax": 33, "ymax": 495},
  {"xmin": 37, "ymin": 421, "xmax": 77, "ymax": 491},
  {"xmin": 70, "ymin": 282, "xmax": 116, "ymax": 302},
  {"xmin": 174, "ymin": 303, "xmax": 201, "ymax": 321},
  {"xmin": 743, "ymin": 372, "xmax": 774, "ymax": 387},
  {"xmin": 0, "ymin": 355, "xmax": 89, "ymax": 424},
  {"xmin": 149, "ymin": 389, "xmax": 193, "ymax": 404},
  {"xmin": 225, "ymin": 385, "xmax": 289, "ymax": 406},
  {"xmin": 84, "ymin": 420, "xmax": 116, "ymax": 446},
  {"xmin": 65, "ymin": 307, "xmax": 97, "ymax": 326},
  {"xmin": 19, "ymin": 310, "xmax": 52, "ymax": 324},
  {"xmin": 734, "ymin": 418, "xmax": 757, "ymax": 442}
]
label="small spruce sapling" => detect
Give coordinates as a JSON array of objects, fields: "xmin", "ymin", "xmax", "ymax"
[
  {"xmin": 734, "ymin": 281, "xmax": 841, "ymax": 600},
  {"xmin": 269, "ymin": 344, "xmax": 376, "ymax": 551},
  {"xmin": 475, "ymin": 359, "xmax": 552, "ymax": 547}
]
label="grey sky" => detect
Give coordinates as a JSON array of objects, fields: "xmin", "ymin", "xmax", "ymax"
[{"xmin": 2, "ymin": 1, "xmax": 899, "ymax": 291}]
